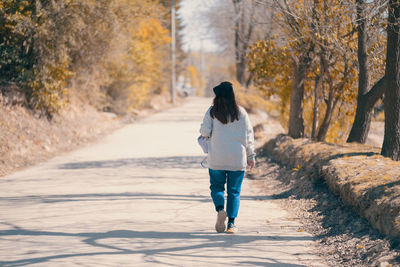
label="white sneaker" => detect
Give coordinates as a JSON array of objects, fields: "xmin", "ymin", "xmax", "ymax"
[{"xmin": 215, "ymin": 210, "xmax": 227, "ymax": 233}]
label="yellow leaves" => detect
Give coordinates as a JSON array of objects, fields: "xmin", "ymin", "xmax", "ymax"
[
  {"xmin": 2, "ymin": 0, "xmax": 171, "ymax": 115},
  {"xmin": 247, "ymin": 39, "xmax": 292, "ymax": 128},
  {"xmin": 188, "ymin": 65, "xmax": 202, "ymax": 96},
  {"xmin": 103, "ymin": 2, "xmax": 170, "ymax": 111},
  {"xmin": 382, "ymin": 174, "xmax": 392, "ymax": 181},
  {"xmin": 247, "ymin": 39, "xmax": 292, "ymax": 96},
  {"xmin": 292, "ymin": 164, "xmax": 301, "ymax": 171},
  {"xmin": 269, "ymin": 0, "xmax": 360, "ymax": 142},
  {"xmin": 356, "ymin": 244, "xmax": 364, "ymax": 249},
  {"xmin": 136, "ymin": 18, "xmax": 171, "ymax": 45}
]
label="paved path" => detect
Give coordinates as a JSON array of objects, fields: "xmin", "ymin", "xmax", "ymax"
[{"xmin": 0, "ymin": 97, "xmax": 326, "ymax": 266}]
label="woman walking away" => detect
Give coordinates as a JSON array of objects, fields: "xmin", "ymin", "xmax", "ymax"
[{"xmin": 200, "ymin": 81, "xmax": 255, "ymax": 234}]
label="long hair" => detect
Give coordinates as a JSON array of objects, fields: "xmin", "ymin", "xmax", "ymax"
[{"xmin": 210, "ymin": 81, "xmax": 240, "ymax": 124}]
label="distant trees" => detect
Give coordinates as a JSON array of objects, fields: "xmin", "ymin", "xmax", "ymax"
[
  {"xmin": 231, "ymin": 0, "xmax": 257, "ymax": 86},
  {"xmin": 0, "ymin": 0, "xmax": 173, "ymax": 117},
  {"xmin": 204, "ymin": 0, "xmax": 273, "ymax": 87}
]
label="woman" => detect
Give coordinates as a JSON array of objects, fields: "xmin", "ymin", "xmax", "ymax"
[{"xmin": 200, "ymin": 81, "xmax": 255, "ymax": 234}]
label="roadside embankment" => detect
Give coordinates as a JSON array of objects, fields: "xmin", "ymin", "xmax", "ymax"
[
  {"xmin": 0, "ymin": 93, "xmax": 179, "ymax": 177},
  {"xmin": 0, "ymin": 100, "xmax": 120, "ymax": 177},
  {"xmin": 263, "ymin": 134, "xmax": 400, "ymax": 241}
]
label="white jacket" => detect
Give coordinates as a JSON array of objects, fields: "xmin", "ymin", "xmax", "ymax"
[{"xmin": 200, "ymin": 106, "xmax": 255, "ymax": 171}]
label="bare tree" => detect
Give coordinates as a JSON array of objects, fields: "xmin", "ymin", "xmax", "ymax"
[
  {"xmin": 204, "ymin": 0, "xmax": 273, "ymax": 86},
  {"xmin": 232, "ymin": 0, "xmax": 255, "ymax": 85}
]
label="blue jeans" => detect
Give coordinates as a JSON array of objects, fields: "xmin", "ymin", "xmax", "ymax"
[{"xmin": 209, "ymin": 169, "xmax": 245, "ymax": 219}]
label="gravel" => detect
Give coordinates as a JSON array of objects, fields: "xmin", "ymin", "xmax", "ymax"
[{"xmin": 248, "ymin": 151, "xmax": 400, "ymax": 267}]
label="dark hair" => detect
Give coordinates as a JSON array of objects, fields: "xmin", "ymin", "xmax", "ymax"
[{"xmin": 210, "ymin": 81, "xmax": 240, "ymax": 124}]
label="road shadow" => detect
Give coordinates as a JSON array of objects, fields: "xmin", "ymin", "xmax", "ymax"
[
  {"xmin": 327, "ymin": 151, "xmax": 379, "ymax": 161},
  {"xmin": 253, "ymin": 153, "xmax": 400, "ymax": 264},
  {"xmin": 58, "ymin": 156, "xmax": 206, "ymax": 170},
  {"xmin": 0, "ymin": 192, "xmax": 271, "ymax": 204},
  {"xmin": 268, "ymin": 164, "xmax": 387, "ymax": 240},
  {"xmin": 0, "ymin": 225, "xmax": 312, "ymax": 267}
]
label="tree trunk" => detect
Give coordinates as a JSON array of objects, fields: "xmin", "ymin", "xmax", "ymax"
[
  {"xmin": 311, "ymin": 0, "xmax": 321, "ymax": 139},
  {"xmin": 311, "ymin": 56, "xmax": 326, "ymax": 139},
  {"xmin": 381, "ymin": 0, "xmax": 400, "ymax": 160},
  {"xmin": 316, "ymin": 76, "xmax": 340, "ymax": 141},
  {"xmin": 232, "ymin": 0, "xmax": 255, "ymax": 86},
  {"xmin": 288, "ymin": 53, "xmax": 310, "ymax": 138},
  {"xmin": 347, "ymin": 78, "xmax": 385, "ymax": 143},
  {"xmin": 316, "ymin": 97, "xmax": 339, "ymax": 141},
  {"xmin": 233, "ymin": 0, "xmax": 243, "ymax": 84},
  {"xmin": 245, "ymin": 71, "xmax": 253, "ymax": 88},
  {"xmin": 347, "ymin": 99, "xmax": 373, "ymax": 143},
  {"xmin": 311, "ymin": 75, "xmax": 321, "ymax": 139},
  {"xmin": 347, "ymin": 0, "xmax": 373, "ymax": 143},
  {"xmin": 236, "ymin": 57, "xmax": 246, "ymax": 85}
]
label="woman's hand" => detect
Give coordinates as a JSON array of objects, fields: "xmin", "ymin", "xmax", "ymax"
[{"xmin": 248, "ymin": 159, "xmax": 255, "ymax": 169}]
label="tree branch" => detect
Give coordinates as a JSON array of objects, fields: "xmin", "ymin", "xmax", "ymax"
[{"xmin": 364, "ymin": 76, "xmax": 385, "ymax": 109}]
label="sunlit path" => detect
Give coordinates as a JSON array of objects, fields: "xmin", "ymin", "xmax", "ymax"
[{"xmin": 0, "ymin": 97, "xmax": 325, "ymax": 266}]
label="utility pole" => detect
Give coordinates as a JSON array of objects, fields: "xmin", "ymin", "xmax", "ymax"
[
  {"xmin": 171, "ymin": 0, "xmax": 176, "ymax": 104},
  {"xmin": 200, "ymin": 39, "xmax": 205, "ymax": 96}
]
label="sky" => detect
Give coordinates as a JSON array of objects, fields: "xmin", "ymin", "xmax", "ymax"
[{"xmin": 177, "ymin": 0, "xmax": 221, "ymax": 52}]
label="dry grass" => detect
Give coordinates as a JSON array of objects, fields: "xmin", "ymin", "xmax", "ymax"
[
  {"xmin": 0, "ymin": 91, "xmax": 180, "ymax": 178},
  {"xmin": 263, "ymin": 135, "xmax": 400, "ymax": 240},
  {"xmin": 0, "ymin": 95, "xmax": 120, "ymax": 177}
]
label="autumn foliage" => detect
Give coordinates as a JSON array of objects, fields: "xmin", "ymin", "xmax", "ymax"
[
  {"xmin": 0, "ymin": 0, "xmax": 172, "ymax": 117},
  {"xmin": 247, "ymin": 0, "xmax": 386, "ymax": 143}
]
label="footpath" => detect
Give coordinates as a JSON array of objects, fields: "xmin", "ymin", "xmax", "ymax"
[{"xmin": 0, "ymin": 97, "xmax": 326, "ymax": 266}]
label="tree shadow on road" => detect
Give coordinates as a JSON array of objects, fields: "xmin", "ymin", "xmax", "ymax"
[
  {"xmin": 0, "ymin": 225, "xmax": 311, "ymax": 267},
  {"xmin": 0, "ymin": 192, "xmax": 272, "ymax": 204},
  {"xmin": 58, "ymin": 156, "xmax": 207, "ymax": 170}
]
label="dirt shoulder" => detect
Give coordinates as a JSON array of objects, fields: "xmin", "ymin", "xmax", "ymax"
[
  {"xmin": 243, "ymin": 112, "xmax": 400, "ymax": 266},
  {"xmin": 248, "ymin": 154, "xmax": 399, "ymax": 266},
  {"xmin": 0, "ymin": 93, "xmax": 181, "ymax": 178},
  {"xmin": 264, "ymin": 135, "xmax": 400, "ymax": 241}
]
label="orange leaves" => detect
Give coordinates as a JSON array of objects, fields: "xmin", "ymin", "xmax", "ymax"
[{"xmin": 246, "ymin": 39, "xmax": 292, "ymax": 125}]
